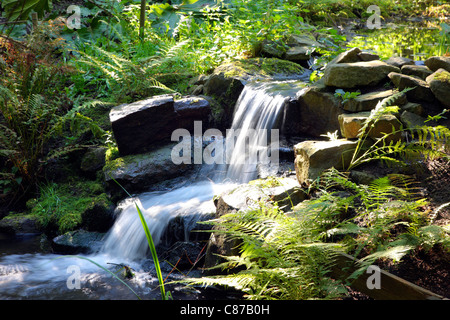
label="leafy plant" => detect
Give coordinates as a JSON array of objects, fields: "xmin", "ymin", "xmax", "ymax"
[
  {"xmin": 185, "ymin": 203, "xmax": 347, "ymax": 300},
  {"xmin": 346, "ymin": 88, "xmax": 450, "ymax": 171},
  {"xmin": 334, "ymin": 89, "xmax": 361, "ymax": 103}
]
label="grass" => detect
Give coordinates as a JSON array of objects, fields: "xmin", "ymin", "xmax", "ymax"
[{"xmin": 29, "ymin": 179, "xmax": 111, "ymax": 234}]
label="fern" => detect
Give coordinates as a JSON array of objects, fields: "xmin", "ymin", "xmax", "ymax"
[
  {"xmin": 74, "ymin": 41, "xmax": 182, "ymax": 101},
  {"xmin": 347, "ymin": 88, "xmax": 450, "ymax": 170},
  {"xmin": 182, "ymin": 204, "xmax": 347, "ymax": 300}
]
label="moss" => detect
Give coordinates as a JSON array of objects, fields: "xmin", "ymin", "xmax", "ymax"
[
  {"xmin": 29, "ymin": 178, "xmax": 113, "ymax": 235},
  {"xmin": 216, "ymin": 58, "xmax": 305, "ymax": 80},
  {"xmin": 434, "ymin": 70, "xmax": 450, "ymax": 83},
  {"xmin": 248, "ymin": 176, "xmax": 283, "ymax": 188}
]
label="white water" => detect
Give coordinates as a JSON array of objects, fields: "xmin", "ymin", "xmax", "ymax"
[{"xmin": 0, "ymin": 80, "xmax": 305, "ymax": 299}]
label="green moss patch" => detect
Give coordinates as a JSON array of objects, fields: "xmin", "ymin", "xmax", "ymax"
[
  {"xmin": 29, "ymin": 179, "xmax": 113, "ymax": 235},
  {"xmin": 215, "ymin": 58, "xmax": 305, "ymax": 81}
]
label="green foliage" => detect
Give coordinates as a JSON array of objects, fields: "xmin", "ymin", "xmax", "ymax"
[
  {"xmin": 347, "ymin": 22, "xmax": 449, "ymax": 60},
  {"xmin": 30, "ymin": 180, "xmax": 111, "ymax": 234},
  {"xmin": 346, "ymin": 88, "xmax": 450, "ymax": 171},
  {"xmin": 1, "ymin": 0, "xmax": 52, "ymax": 21},
  {"xmin": 186, "ymin": 204, "xmax": 347, "ymax": 300},
  {"xmin": 334, "ymin": 89, "xmax": 361, "ymax": 103}
]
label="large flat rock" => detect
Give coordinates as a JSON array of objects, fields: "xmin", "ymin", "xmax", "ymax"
[
  {"xmin": 426, "ymin": 68, "xmax": 450, "ymax": 107},
  {"xmin": 294, "ymin": 140, "xmax": 359, "ymax": 184},
  {"xmin": 323, "ymin": 60, "xmax": 400, "ymax": 88},
  {"xmin": 110, "ymin": 95, "xmax": 210, "ymax": 156}
]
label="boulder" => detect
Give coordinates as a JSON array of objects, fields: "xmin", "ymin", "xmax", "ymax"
[
  {"xmin": 338, "ymin": 112, "xmax": 402, "ymax": 141},
  {"xmin": 400, "ymin": 110, "xmax": 426, "ymax": 129},
  {"xmin": 295, "ymin": 85, "xmax": 344, "ymax": 137},
  {"xmin": 260, "ymin": 39, "xmax": 286, "ymax": 59},
  {"xmin": 80, "ymin": 193, "xmax": 115, "ymax": 233},
  {"xmin": 174, "ymin": 97, "xmax": 212, "ymax": 131},
  {"xmin": 0, "ymin": 214, "xmax": 41, "ymax": 235},
  {"xmin": 424, "ymin": 56, "xmax": 450, "ymax": 72},
  {"xmin": 400, "ymin": 102, "xmax": 424, "ymax": 116},
  {"xmin": 204, "ymin": 177, "xmax": 305, "ymax": 270},
  {"xmin": 342, "ymin": 89, "xmax": 407, "ymax": 112},
  {"xmin": 52, "ymin": 230, "xmax": 105, "ymax": 254},
  {"xmin": 103, "ymin": 143, "xmax": 194, "ymax": 198},
  {"xmin": 294, "ymin": 140, "xmax": 359, "ymax": 184},
  {"xmin": 110, "ymin": 95, "xmax": 176, "ymax": 156},
  {"xmin": 110, "ymin": 95, "xmax": 211, "ymax": 156},
  {"xmin": 284, "ymin": 46, "xmax": 312, "ymax": 62},
  {"xmin": 328, "ymin": 47, "xmax": 362, "ymax": 65},
  {"xmin": 401, "ymin": 65, "xmax": 433, "ymax": 80},
  {"xmin": 384, "ymin": 56, "xmax": 415, "ymax": 68},
  {"xmin": 388, "ymin": 72, "xmax": 435, "ymax": 102},
  {"xmin": 323, "ymin": 60, "xmax": 400, "ymax": 88},
  {"xmin": 357, "ymin": 52, "xmax": 380, "ymax": 61},
  {"xmin": 214, "ymin": 177, "xmax": 305, "ymax": 215},
  {"xmin": 426, "ymin": 68, "xmax": 450, "ymax": 107},
  {"xmin": 286, "ymin": 34, "xmax": 324, "ymax": 49},
  {"xmin": 80, "ymin": 147, "xmax": 107, "ymax": 175}
]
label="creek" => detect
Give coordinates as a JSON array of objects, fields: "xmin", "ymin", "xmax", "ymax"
[{"xmin": 0, "ymin": 79, "xmax": 307, "ymax": 300}]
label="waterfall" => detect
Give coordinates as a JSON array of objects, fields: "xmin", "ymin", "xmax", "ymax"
[
  {"xmin": 100, "ymin": 80, "xmax": 306, "ymax": 261},
  {"xmin": 223, "ymin": 81, "xmax": 287, "ymax": 183}
]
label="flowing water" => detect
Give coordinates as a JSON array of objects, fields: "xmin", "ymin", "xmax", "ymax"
[{"xmin": 0, "ymin": 79, "xmax": 307, "ymax": 300}]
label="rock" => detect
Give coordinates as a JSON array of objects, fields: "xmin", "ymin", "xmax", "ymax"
[
  {"xmin": 295, "ymin": 85, "xmax": 344, "ymax": 137},
  {"xmin": 342, "ymin": 89, "xmax": 407, "ymax": 112},
  {"xmin": 350, "ymin": 170, "xmax": 378, "ymax": 185},
  {"xmin": 260, "ymin": 39, "xmax": 286, "ymax": 58},
  {"xmin": 424, "ymin": 56, "xmax": 450, "ymax": 72},
  {"xmin": 338, "ymin": 112, "xmax": 402, "ymax": 141},
  {"xmin": 388, "ymin": 72, "xmax": 435, "ymax": 102},
  {"xmin": 400, "ymin": 110, "xmax": 426, "ymax": 129},
  {"xmin": 401, "ymin": 65, "xmax": 433, "ymax": 80},
  {"xmin": 80, "ymin": 147, "xmax": 107, "ymax": 174},
  {"xmin": 214, "ymin": 177, "xmax": 305, "ymax": 215},
  {"xmin": 384, "ymin": 56, "xmax": 415, "ymax": 68},
  {"xmin": 110, "ymin": 95, "xmax": 211, "ymax": 156},
  {"xmin": 284, "ymin": 46, "xmax": 312, "ymax": 62},
  {"xmin": 204, "ymin": 177, "xmax": 305, "ymax": 271},
  {"xmin": 80, "ymin": 193, "xmax": 115, "ymax": 233},
  {"xmin": 103, "ymin": 143, "xmax": 194, "ymax": 198},
  {"xmin": 52, "ymin": 230, "xmax": 105, "ymax": 254},
  {"xmin": 286, "ymin": 34, "xmax": 324, "ymax": 49},
  {"xmin": 357, "ymin": 52, "xmax": 380, "ymax": 61},
  {"xmin": 294, "ymin": 140, "xmax": 360, "ymax": 184},
  {"xmin": 159, "ymin": 241, "xmax": 205, "ymax": 270},
  {"xmin": 338, "ymin": 113, "xmax": 368, "ymax": 139},
  {"xmin": 329, "ymin": 47, "xmax": 362, "ymax": 65},
  {"xmin": 0, "ymin": 214, "xmax": 41, "ymax": 235},
  {"xmin": 323, "ymin": 60, "xmax": 400, "ymax": 88},
  {"xmin": 400, "ymin": 102, "xmax": 424, "ymax": 116},
  {"xmin": 426, "ymin": 68, "xmax": 450, "ymax": 107},
  {"xmin": 174, "ymin": 96, "xmax": 212, "ymax": 132},
  {"xmin": 110, "ymin": 95, "xmax": 176, "ymax": 156},
  {"xmin": 160, "ymin": 213, "xmax": 214, "ymax": 246}
]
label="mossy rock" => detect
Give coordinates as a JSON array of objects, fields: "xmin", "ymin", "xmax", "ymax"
[
  {"xmin": 213, "ymin": 57, "xmax": 305, "ymax": 82},
  {"xmin": 0, "ymin": 213, "xmax": 42, "ymax": 235},
  {"xmin": 29, "ymin": 179, "xmax": 114, "ymax": 236}
]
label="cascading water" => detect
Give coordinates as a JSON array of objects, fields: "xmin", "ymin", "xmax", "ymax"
[{"xmin": 0, "ymin": 78, "xmax": 307, "ymax": 299}]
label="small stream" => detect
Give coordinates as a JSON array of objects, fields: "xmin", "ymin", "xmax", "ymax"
[{"xmin": 0, "ymin": 79, "xmax": 306, "ymax": 300}]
